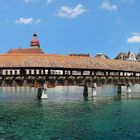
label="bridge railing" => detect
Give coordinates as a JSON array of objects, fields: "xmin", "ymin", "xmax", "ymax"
[{"xmin": 0, "ymin": 68, "xmax": 140, "ymax": 78}]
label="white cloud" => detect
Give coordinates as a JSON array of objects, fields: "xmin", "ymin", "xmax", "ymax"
[
  {"xmin": 127, "ymin": 34, "xmax": 140, "ymax": 43},
  {"xmin": 57, "ymin": 4, "xmax": 86, "ymax": 19},
  {"xmin": 47, "ymin": 0, "xmax": 53, "ymax": 4},
  {"xmin": 100, "ymin": 0, "xmax": 118, "ymax": 11},
  {"xmin": 15, "ymin": 17, "xmax": 42, "ymax": 24}
]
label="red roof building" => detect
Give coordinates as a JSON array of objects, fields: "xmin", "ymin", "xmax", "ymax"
[{"xmin": 8, "ymin": 33, "xmax": 44, "ymax": 54}]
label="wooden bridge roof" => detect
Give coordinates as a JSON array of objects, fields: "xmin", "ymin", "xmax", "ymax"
[{"xmin": 0, "ymin": 54, "xmax": 139, "ymax": 72}]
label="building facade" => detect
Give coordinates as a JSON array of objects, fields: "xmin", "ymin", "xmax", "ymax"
[{"xmin": 115, "ymin": 51, "xmax": 137, "ymax": 61}]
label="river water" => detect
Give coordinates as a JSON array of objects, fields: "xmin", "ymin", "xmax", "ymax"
[{"xmin": 0, "ymin": 85, "xmax": 140, "ymax": 140}]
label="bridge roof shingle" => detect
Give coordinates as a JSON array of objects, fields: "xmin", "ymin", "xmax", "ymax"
[{"xmin": 0, "ymin": 54, "xmax": 139, "ymax": 72}]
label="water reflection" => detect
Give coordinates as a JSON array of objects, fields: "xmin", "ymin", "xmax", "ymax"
[
  {"xmin": 0, "ymin": 85, "xmax": 140, "ymax": 104},
  {"xmin": 0, "ymin": 85, "xmax": 140, "ymax": 139}
]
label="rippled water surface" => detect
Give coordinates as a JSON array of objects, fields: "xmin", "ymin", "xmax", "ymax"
[{"xmin": 0, "ymin": 86, "xmax": 140, "ymax": 140}]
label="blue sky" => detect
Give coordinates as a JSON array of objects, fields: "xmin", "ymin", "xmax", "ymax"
[{"xmin": 0, "ymin": 0, "xmax": 140, "ymax": 58}]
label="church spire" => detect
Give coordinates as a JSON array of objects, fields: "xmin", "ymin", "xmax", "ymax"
[{"xmin": 30, "ymin": 33, "xmax": 40, "ymax": 48}]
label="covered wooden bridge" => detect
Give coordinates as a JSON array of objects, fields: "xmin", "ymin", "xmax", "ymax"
[
  {"xmin": 0, "ymin": 53, "xmax": 140, "ymax": 80},
  {"xmin": 0, "ymin": 33, "xmax": 140, "ymax": 87}
]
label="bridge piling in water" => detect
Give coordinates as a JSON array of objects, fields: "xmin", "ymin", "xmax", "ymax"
[
  {"xmin": 37, "ymin": 87, "xmax": 42, "ymax": 99},
  {"xmin": 83, "ymin": 85, "xmax": 88, "ymax": 97},
  {"xmin": 117, "ymin": 83, "xmax": 132, "ymax": 94},
  {"xmin": 127, "ymin": 83, "xmax": 132, "ymax": 93},
  {"xmin": 117, "ymin": 85, "xmax": 122, "ymax": 94},
  {"xmin": 92, "ymin": 83, "xmax": 97, "ymax": 97},
  {"xmin": 37, "ymin": 83, "xmax": 48, "ymax": 99},
  {"xmin": 92, "ymin": 88, "xmax": 97, "ymax": 97},
  {"xmin": 41, "ymin": 89, "xmax": 48, "ymax": 99}
]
